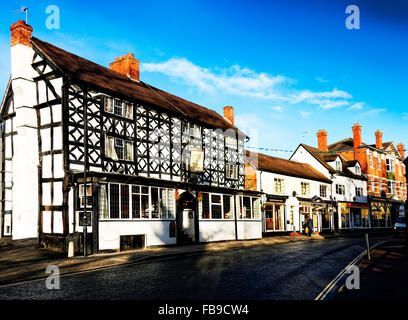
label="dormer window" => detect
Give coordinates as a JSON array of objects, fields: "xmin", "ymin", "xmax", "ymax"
[
  {"xmin": 335, "ymin": 160, "xmax": 342, "ymax": 171},
  {"xmin": 355, "ymin": 166, "xmax": 361, "ymax": 175}
]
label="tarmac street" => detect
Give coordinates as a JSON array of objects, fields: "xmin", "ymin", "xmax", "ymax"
[{"xmin": 0, "ymin": 236, "xmax": 388, "ymax": 300}]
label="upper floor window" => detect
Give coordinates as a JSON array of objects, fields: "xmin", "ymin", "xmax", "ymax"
[
  {"xmin": 183, "ymin": 122, "xmax": 201, "ymax": 138},
  {"xmin": 320, "ymin": 185, "xmax": 327, "ymax": 198},
  {"xmin": 355, "ymin": 166, "xmax": 361, "ymax": 175},
  {"xmin": 335, "ymin": 160, "xmax": 342, "ymax": 171},
  {"xmin": 274, "ymin": 178, "xmax": 285, "ymax": 194},
  {"xmin": 104, "ymin": 97, "xmax": 133, "ymax": 119},
  {"xmin": 226, "ymin": 163, "xmax": 238, "ymax": 180},
  {"xmin": 377, "ymin": 156, "xmax": 381, "ymax": 170},
  {"xmin": 386, "ymin": 158, "xmax": 395, "ymax": 172},
  {"xmin": 355, "ymin": 187, "xmax": 363, "ymax": 197},
  {"xmin": 225, "ymin": 136, "xmax": 237, "ymax": 149},
  {"xmin": 387, "ymin": 181, "xmax": 396, "ymax": 195},
  {"xmin": 369, "ymin": 154, "xmax": 374, "ymax": 168},
  {"xmin": 301, "ymin": 182, "xmax": 310, "ymax": 196},
  {"xmin": 105, "ymin": 135, "xmax": 133, "ymax": 161},
  {"xmin": 370, "ymin": 177, "xmax": 375, "ymax": 192},
  {"xmin": 336, "ymin": 184, "xmax": 345, "ymax": 195}
]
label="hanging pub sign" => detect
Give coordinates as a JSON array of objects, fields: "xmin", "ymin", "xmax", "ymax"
[{"xmin": 190, "ymin": 147, "xmax": 204, "ymax": 172}]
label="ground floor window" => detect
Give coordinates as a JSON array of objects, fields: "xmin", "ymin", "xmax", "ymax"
[
  {"xmin": 264, "ymin": 203, "xmax": 285, "ymax": 231},
  {"xmin": 340, "ymin": 206, "xmax": 351, "ymax": 228},
  {"xmin": 237, "ymin": 196, "xmax": 260, "ymax": 220},
  {"xmin": 199, "ymin": 193, "xmax": 234, "ymax": 220},
  {"xmin": 98, "ymin": 183, "xmax": 176, "ymax": 220},
  {"xmin": 371, "ymin": 203, "xmax": 392, "ymax": 228},
  {"xmin": 321, "ymin": 208, "xmax": 330, "ymax": 229},
  {"xmin": 351, "ymin": 208, "xmax": 370, "ymax": 228}
]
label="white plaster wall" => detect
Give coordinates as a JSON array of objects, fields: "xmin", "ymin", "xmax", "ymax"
[
  {"xmin": 237, "ymin": 220, "xmax": 262, "ymax": 240},
  {"xmin": 98, "ymin": 221, "xmax": 177, "ymax": 250},
  {"xmin": 258, "ymin": 170, "xmax": 331, "ymax": 202},
  {"xmin": 198, "ymin": 220, "xmax": 236, "ymax": 242},
  {"xmin": 290, "ymin": 146, "xmax": 331, "ymax": 179}
]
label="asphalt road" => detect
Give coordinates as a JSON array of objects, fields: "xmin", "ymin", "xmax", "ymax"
[{"xmin": 0, "ymin": 236, "xmax": 387, "ymax": 300}]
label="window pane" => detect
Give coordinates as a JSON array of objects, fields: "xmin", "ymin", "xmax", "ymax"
[
  {"xmin": 104, "ymin": 97, "xmax": 113, "ymax": 113},
  {"xmin": 126, "ymin": 141, "xmax": 133, "ymax": 161},
  {"xmin": 243, "ymin": 196, "xmax": 251, "ymax": 219},
  {"xmin": 120, "ymin": 185, "xmax": 129, "ymax": 219},
  {"xmin": 252, "ymin": 198, "xmax": 260, "ymax": 220},
  {"xmin": 167, "ymin": 189, "xmax": 175, "ymax": 219},
  {"xmin": 125, "ymin": 103, "xmax": 133, "ymax": 119},
  {"xmin": 223, "ymin": 195, "xmax": 233, "ymax": 219},
  {"xmin": 132, "ymin": 186, "xmax": 141, "ymax": 219},
  {"xmin": 160, "ymin": 189, "xmax": 168, "ymax": 219},
  {"xmin": 99, "ymin": 184, "xmax": 108, "ymax": 219},
  {"xmin": 114, "ymin": 99, "xmax": 123, "ymax": 116},
  {"xmin": 115, "ymin": 138, "xmax": 124, "ymax": 160},
  {"xmin": 109, "ymin": 184, "xmax": 119, "ymax": 219},
  {"xmin": 141, "ymin": 194, "xmax": 149, "ymax": 219},
  {"xmin": 151, "ymin": 188, "xmax": 160, "ymax": 219},
  {"xmin": 211, "ymin": 204, "xmax": 222, "ymax": 219},
  {"xmin": 202, "ymin": 193, "xmax": 210, "ymax": 219}
]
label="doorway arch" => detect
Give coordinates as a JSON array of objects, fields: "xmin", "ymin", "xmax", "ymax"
[{"xmin": 177, "ymin": 192, "xmax": 197, "ymax": 245}]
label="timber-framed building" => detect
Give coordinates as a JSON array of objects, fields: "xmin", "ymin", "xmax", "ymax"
[{"xmin": 0, "ymin": 21, "xmax": 262, "ymax": 253}]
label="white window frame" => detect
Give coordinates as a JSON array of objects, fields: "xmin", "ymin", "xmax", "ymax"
[
  {"xmin": 226, "ymin": 163, "xmax": 238, "ymax": 180},
  {"xmin": 320, "ymin": 185, "xmax": 327, "ymax": 198},
  {"xmin": 274, "ymin": 178, "xmax": 285, "ymax": 194},
  {"xmin": 301, "ymin": 182, "xmax": 310, "ymax": 196}
]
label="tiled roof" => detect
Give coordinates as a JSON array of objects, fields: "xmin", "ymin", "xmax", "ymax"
[
  {"xmin": 246, "ymin": 150, "xmax": 332, "ymax": 183},
  {"xmin": 31, "ymin": 37, "xmax": 244, "ymax": 136}
]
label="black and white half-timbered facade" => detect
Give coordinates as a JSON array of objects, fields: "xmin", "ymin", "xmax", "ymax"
[{"xmin": 0, "ymin": 21, "xmax": 261, "ymax": 252}]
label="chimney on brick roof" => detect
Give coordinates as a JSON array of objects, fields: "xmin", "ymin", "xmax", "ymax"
[
  {"xmin": 10, "ymin": 20, "xmax": 33, "ymax": 47},
  {"xmin": 352, "ymin": 123, "xmax": 362, "ymax": 149},
  {"xmin": 317, "ymin": 129, "xmax": 328, "ymax": 151},
  {"xmin": 375, "ymin": 129, "xmax": 383, "ymax": 149},
  {"xmin": 109, "ymin": 53, "xmax": 139, "ymax": 81},
  {"xmin": 224, "ymin": 106, "xmax": 234, "ymax": 126},
  {"xmin": 397, "ymin": 143, "xmax": 405, "ymax": 158}
]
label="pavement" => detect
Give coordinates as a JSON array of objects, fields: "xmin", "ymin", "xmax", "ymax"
[
  {"xmin": 0, "ymin": 233, "xmax": 330, "ymax": 286},
  {"xmin": 0, "ymin": 231, "xmax": 393, "ymax": 288},
  {"xmin": 335, "ymin": 235, "xmax": 408, "ymax": 300}
]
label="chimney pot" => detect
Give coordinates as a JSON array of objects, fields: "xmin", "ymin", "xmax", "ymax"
[
  {"xmin": 317, "ymin": 129, "xmax": 328, "ymax": 151},
  {"xmin": 224, "ymin": 106, "xmax": 234, "ymax": 126},
  {"xmin": 10, "ymin": 20, "xmax": 33, "ymax": 47},
  {"xmin": 109, "ymin": 53, "xmax": 140, "ymax": 81}
]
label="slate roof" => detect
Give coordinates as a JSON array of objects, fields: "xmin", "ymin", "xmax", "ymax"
[
  {"xmin": 246, "ymin": 150, "xmax": 332, "ymax": 183},
  {"xmin": 31, "ymin": 37, "xmax": 245, "ymax": 136}
]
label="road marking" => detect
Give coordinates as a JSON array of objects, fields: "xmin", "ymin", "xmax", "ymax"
[{"xmin": 314, "ymin": 240, "xmax": 388, "ymax": 300}]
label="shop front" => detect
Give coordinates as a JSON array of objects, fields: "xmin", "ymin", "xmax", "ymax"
[
  {"xmin": 262, "ymin": 195, "xmax": 287, "ymax": 234},
  {"xmin": 338, "ymin": 202, "xmax": 370, "ymax": 230}
]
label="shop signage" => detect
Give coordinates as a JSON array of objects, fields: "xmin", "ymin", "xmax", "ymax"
[{"xmin": 190, "ymin": 148, "xmax": 204, "ymax": 172}]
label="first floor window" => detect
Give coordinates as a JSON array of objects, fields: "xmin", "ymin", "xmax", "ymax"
[
  {"xmin": 274, "ymin": 178, "xmax": 285, "ymax": 194},
  {"xmin": 320, "ymin": 185, "xmax": 327, "ymax": 198},
  {"xmin": 355, "ymin": 187, "xmax": 363, "ymax": 197},
  {"xmin": 104, "ymin": 97, "xmax": 114, "ymax": 113},
  {"xmin": 114, "ymin": 99, "xmax": 123, "ymax": 116},
  {"xmin": 226, "ymin": 163, "xmax": 238, "ymax": 179},
  {"xmin": 105, "ymin": 135, "xmax": 133, "ymax": 161},
  {"xmin": 336, "ymin": 184, "xmax": 345, "ymax": 195},
  {"xmin": 301, "ymin": 182, "xmax": 310, "ymax": 196},
  {"xmin": 387, "ymin": 181, "xmax": 396, "ymax": 195}
]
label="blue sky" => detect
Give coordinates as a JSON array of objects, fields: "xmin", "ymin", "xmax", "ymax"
[{"xmin": 1, "ymin": 0, "xmax": 407, "ymax": 158}]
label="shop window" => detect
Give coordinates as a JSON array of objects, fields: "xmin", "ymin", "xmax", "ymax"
[
  {"xmin": 340, "ymin": 207, "xmax": 350, "ymax": 228},
  {"xmin": 201, "ymin": 193, "xmax": 210, "ymax": 219},
  {"xmin": 99, "ymin": 184, "xmax": 108, "ymax": 219},
  {"xmin": 120, "ymin": 185, "xmax": 130, "ymax": 219},
  {"xmin": 109, "ymin": 184, "xmax": 120, "ymax": 219},
  {"xmin": 211, "ymin": 194, "xmax": 222, "ymax": 219},
  {"xmin": 132, "ymin": 186, "xmax": 141, "ymax": 219},
  {"xmin": 223, "ymin": 195, "xmax": 234, "ymax": 219}
]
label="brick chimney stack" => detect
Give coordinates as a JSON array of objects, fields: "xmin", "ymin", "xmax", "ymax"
[
  {"xmin": 397, "ymin": 143, "xmax": 405, "ymax": 158},
  {"xmin": 317, "ymin": 130, "xmax": 328, "ymax": 151},
  {"xmin": 109, "ymin": 53, "xmax": 139, "ymax": 81},
  {"xmin": 375, "ymin": 130, "xmax": 383, "ymax": 149},
  {"xmin": 224, "ymin": 106, "xmax": 234, "ymax": 126},
  {"xmin": 10, "ymin": 20, "xmax": 33, "ymax": 47},
  {"xmin": 352, "ymin": 123, "xmax": 362, "ymax": 150}
]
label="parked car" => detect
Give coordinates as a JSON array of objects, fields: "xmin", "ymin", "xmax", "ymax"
[{"xmin": 394, "ymin": 216, "xmax": 406, "ymax": 236}]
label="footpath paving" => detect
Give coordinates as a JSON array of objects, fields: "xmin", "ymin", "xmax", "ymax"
[
  {"xmin": 335, "ymin": 236, "xmax": 408, "ymax": 300},
  {"xmin": 0, "ymin": 234, "xmax": 327, "ymax": 286},
  {"xmin": 0, "ymin": 231, "xmax": 391, "ymax": 287}
]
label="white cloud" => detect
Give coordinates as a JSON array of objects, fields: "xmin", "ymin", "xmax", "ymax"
[
  {"xmin": 141, "ymin": 58, "xmax": 355, "ymax": 110},
  {"xmin": 300, "ymin": 111, "xmax": 311, "ymax": 119},
  {"xmin": 269, "ymin": 106, "xmax": 284, "ymax": 112},
  {"xmin": 402, "ymin": 112, "xmax": 408, "ymax": 120},
  {"xmin": 347, "ymin": 102, "xmax": 365, "ymax": 111},
  {"xmin": 315, "ymin": 77, "xmax": 328, "ymax": 83},
  {"xmin": 360, "ymin": 108, "xmax": 387, "ymax": 117}
]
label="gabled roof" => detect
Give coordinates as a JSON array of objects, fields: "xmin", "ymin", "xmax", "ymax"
[
  {"xmin": 31, "ymin": 37, "xmax": 245, "ymax": 136},
  {"xmin": 295, "ymin": 144, "xmax": 337, "ymax": 174},
  {"xmin": 246, "ymin": 150, "xmax": 332, "ymax": 183},
  {"xmin": 328, "ymin": 138, "xmax": 397, "ymax": 155}
]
